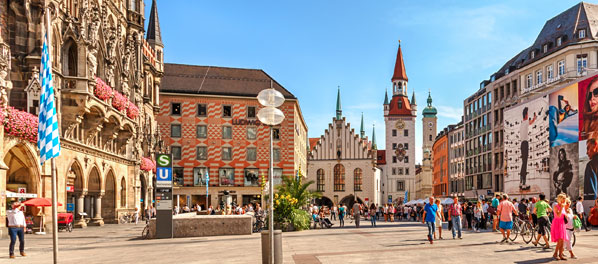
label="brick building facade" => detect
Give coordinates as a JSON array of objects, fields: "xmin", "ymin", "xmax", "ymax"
[{"xmin": 158, "ymin": 63, "xmax": 307, "ymax": 208}]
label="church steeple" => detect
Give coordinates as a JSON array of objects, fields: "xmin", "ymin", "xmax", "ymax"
[
  {"xmin": 423, "ymin": 90, "xmax": 437, "ymax": 117},
  {"xmin": 384, "ymin": 89, "xmax": 389, "ymax": 105},
  {"xmin": 360, "ymin": 113, "xmax": 365, "ymax": 138},
  {"xmin": 391, "ymin": 40, "xmax": 408, "ymax": 96},
  {"xmin": 411, "ymin": 91, "xmax": 417, "ymax": 106},
  {"xmin": 336, "ymin": 86, "xmax": 342, "ymax": 119},
  {"xmin": 146, "ymin": 0, "xmax": 163, "ymax": 48},
  {"xmin": 372, "ymin": 124, "xmax": 377, "ymax": 149}
]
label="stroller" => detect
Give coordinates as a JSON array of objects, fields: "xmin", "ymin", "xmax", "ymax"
[{"xmin": 57, "ymin": 213, "xmax": 74, "ymax": 232}]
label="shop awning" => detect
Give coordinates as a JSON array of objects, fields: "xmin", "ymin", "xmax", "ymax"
[{"xmin": 6, "ymin": 191, "xmax": 38, "ymax": 198}]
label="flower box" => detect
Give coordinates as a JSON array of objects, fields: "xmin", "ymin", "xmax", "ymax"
[
  {"xmin": 127, "ymin": 103, "xmax": 139, "ymax": 119},
  {"xmin": 94, "ymin": 77, "xmax": 112, "ymax": 102},
  {"xmin": 112, "ymin": 91, "xmax": 127, "ymax": 111},
  {"xmin": 3, "ymin": 107, "xmax": 38, "ymax": 143},
  {"xmin": 140, "ymin": 157, "xmax": 155, "ymax": 172}
]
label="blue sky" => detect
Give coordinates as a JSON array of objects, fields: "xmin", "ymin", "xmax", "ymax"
[{"xmin": 147, "ymin": 0, "xmax": 585, "ymax": 163}]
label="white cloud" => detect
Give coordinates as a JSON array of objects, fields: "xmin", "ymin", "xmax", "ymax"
[{"xmin": 436, "ymin": 105, "xmax": 463, "ymax": 121}]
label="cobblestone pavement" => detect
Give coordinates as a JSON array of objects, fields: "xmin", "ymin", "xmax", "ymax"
[{"xmin": 1, "ymin": 219, "xmax": 597, "ymax": 263}]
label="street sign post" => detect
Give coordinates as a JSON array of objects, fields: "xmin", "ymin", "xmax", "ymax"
[{"xmin": 155, "ymin": 153, "xmax": 173, "ymax": 239}]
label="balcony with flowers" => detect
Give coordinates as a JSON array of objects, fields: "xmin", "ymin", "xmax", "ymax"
[
  {"xmin": 94, "ymin": 77, "xmax": 140, "ymax": 120},
  {"xmin": 1, "ymin": 106, "xmax": 39, "ymax": 144}
]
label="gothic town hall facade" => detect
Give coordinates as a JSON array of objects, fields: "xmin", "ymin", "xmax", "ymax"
[{"xmin": 0, "ymin": 0, "xmax": 164, "ymax": 236}]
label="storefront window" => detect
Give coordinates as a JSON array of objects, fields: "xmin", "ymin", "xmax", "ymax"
[
  {"xmin": 244, "ymin": 168, "xmax": 259, "ymax": 186},
  {"xmin": 193, "ymin": 167, "xmax": 209, "ymax": 186},
  {"xmin": 173, "ymin": 167, "xmax": 184, "ymax": 187},
  {"xmin": 219, "ymin": 168, "xmax": 235, "ymax": 186}
]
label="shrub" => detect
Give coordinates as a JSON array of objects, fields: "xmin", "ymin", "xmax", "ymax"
[{"xmin": 290, "ymin": 209, "xmax": 311, "ymax": 231}]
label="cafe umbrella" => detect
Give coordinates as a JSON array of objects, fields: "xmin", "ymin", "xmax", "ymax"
[{"xmin": 23, "ymin": 198, "xmax": 63, "ymax": 234}]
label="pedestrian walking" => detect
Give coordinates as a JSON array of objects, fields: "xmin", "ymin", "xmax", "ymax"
[
  {"xmin": 352, "ymin": 201, "xmax": 361, "ymax": 228},
  {"xmin": 497, "ymin": 194, "xmax": 518, "ymax": 244},
  {"xmin": 7, "ymin": 202, "xmax": 26, "ymax": 259},
  {"xmin": 492, "ymin": 194, "xmax": 501, "ymax": 231},
  {"xmin": 332, "ymin": 205, "xmax": 338, "ymax": 221},
  {"xmin": 530, "ymin": 197, "xmax": 538, "ymax": 227},
  {"xmin": 532, "ymin": 193, "xmax": 552, "ymax": 249},
  {"xmin": 465, "ymin": 202, "xmax": 473, "ymax": 230},
  {"xmin": 473, "ymin": 201, "xmax": 484, "ymax": 232},
  {"xmin": 370, "ymin": 203, "xmax": 377, "ymax": 227},
  {"xmin": 434, "ymin": 199, "xmax": 445, "ymax": 239},
  {"xmin": 383, "ymin": 204, "xmax": 389, "ymax": 222},
  {"xmin": 482, "ymin": 200, "xmax": 489, "ymax": 230},
  {"xmin": 575, "ymin": 197, "xmax": 589, "ymax": 231},
  {"xmin": 551, "ymin": 193, "xmax": 569, "ymax": 261},
  {"xmin": 448, "ymin": 196, "xmax": 463, "ymax": 239},
  {"xmin": 422, "ymin": 197, "xmax": 438, "ymax": 244},
  {"xmin": 564, "ymin": 198, "xmax": 578, "ymax": 259},
  {"xmin": 338, "ymin": 203, "xmax": 345, "ymax": 227},
  {"xmin": 134, "ymin": 206, "xmax": 140, "ymax": 224}
]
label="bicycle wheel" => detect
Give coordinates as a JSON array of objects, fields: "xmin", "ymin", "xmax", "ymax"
[
  {"xmin": 521, "ymin": 222, "xmax": 534, "ymax": 244},
  {"xmin": 142, "ymin": 226, "xmax": 150, "ymax": 239},
  {"xmin": 538, "ymin": 226, "xmax": 550, "ymax": 246},
  {"xmin": 509, "ymin": 222, "xmax": 519, "ymax": 241}
]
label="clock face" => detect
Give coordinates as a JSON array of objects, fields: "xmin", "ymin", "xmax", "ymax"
[
  {"xmin": 395, "ymin": 120, "xmax": 405, "ymax": 130},
  {"xmin": 428, "ymin": 122, "xmax": 433, "ymax": 128}
]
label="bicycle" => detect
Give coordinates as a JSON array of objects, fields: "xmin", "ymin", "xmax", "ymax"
[
  {"xmin": 119, "ymin": 212, "xmax": 133, "ymax": 224},
  {"xmin": 531, "ymin": 223, "xmax": 551, "ymax": 247},
  {"xmin": 510, "ymin": 215, "xmax": 534, "ymax": 243},
  {"xmin": 253, "ymin": 215, "xmax": 265, "ymax": 233},
  {"xmin": 141, "ymin": 219, "xmax": 150, "ymax": 239}
]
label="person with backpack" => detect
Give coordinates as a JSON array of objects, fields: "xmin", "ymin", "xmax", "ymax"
[{"xmin": 338, "ymin": 203, "xmax": 345, "ymax": 227}]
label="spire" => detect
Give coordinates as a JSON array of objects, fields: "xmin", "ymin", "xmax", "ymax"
[
  {"xmin": 391, "ymin": 40, "xmax": 408, "ymax": 82},
  {"xmin": 146, "ymin": 0, "xmax": 163, "ymax": 47},
  {"xmin": 360, "ymin": 113, "xmax": 365, "ymax": 138},
  {"xmin": 427, "ymin": 90, "xmax": 433, "ymax": 107},
  {"xmin": 372, "ymin": 124, "xmax": 377, "ymax": 149},
  {"xmin": 384, "ymin": 89, "xmax": 389, "ymax": 105},
  {"xmin": 336, "ymin": 86, "xmax": 342, "ymax": 119},
  {"xmin": 411, "ymin": 91, "xmax": 417, "ymax": 105}
]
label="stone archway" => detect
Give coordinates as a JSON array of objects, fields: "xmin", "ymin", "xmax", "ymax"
[
  {"xmin": 66, "ymin": 160, "xmax": 86, "ymax": 227},
  {"xmin": 4, "ymin": 143, "xmax": 42, "ymax": 218},
  {"xmin": 339, "ymin": 195, "xmax": 364, "ymax": 210},
  {"xmin": 87, "ymin": 166, "xmax": 104, "ymax": 226},
  {"xmin": 314, "ymin": 196, "xmax": 334, "ymax": 209},
  {"xmin": 102, "ymin": 170, "xmax": 116, "ymax": 223}
]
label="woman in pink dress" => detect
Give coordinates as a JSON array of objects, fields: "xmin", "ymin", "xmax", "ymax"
[{"xmin": 551, "ymin": 193, "xmax": 569, "ymax": 260}]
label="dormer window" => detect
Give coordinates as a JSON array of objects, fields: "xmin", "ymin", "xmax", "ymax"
[
  {"xmin": 398, "ymin": 100, "xmax": 403, "ymax": 109},
  {"xmin": 557, "ymin": 37, "xmax": 562, "ymax": 47},
  {"xmin": 543, "ymin": 44, "xmax": 548, "ymax": 53},
  {"xmin": 531, "ymin": 50, "xmax": 535, "ymax": 59},
  {"xmin": 579, "ymin": 29, "xmax": 586, "ymax": 39}
]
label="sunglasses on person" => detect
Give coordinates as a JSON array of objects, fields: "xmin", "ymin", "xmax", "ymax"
[{"xmin": 592, "ymin": 87, "xmax": 598, "ymax": 98}]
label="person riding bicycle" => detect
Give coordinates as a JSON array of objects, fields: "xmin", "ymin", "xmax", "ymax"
[{"xmin": 532, "ymin": 193, "xmax": 552, "ymax": 248}]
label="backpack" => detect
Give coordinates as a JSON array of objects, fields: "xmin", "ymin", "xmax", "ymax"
[{"xmin": 488, "ymin": 206, "xmax": 496, "ymax": 215}]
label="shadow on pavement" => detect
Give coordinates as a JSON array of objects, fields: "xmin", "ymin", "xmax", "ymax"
[{"xmin": 514, "ymin": 258, "xmax": 555, "ymax": 264}]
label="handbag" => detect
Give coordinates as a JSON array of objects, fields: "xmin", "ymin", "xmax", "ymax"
[{"xmin": 573, "ymin": 217, "xmax": 582, "ymax": 229}]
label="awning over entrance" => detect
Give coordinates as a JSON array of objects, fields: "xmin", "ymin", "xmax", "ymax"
[{"xmin": 6, "ymin": 191, "xmax": 38, "ymax": 198}]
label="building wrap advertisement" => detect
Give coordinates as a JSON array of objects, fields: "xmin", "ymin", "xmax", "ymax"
[
  {"xmin": 504, "ymin": 95, "xmax": 550, "ymax": 197},
  {"xmin": 549, "ymin": 142, "xmax": 579, "ymax": 199},
  {"xmin": 579, "ymin": 75, "xmax": 598, "ymax": 140},
  {"xmin": 549, "ymin": 83, "xmax": 579, "ymax": 147}
]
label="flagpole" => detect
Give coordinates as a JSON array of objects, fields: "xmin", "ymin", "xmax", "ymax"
[{"xmin": 44, "ymin": 7, "xmax": 59, "ymax": 263}]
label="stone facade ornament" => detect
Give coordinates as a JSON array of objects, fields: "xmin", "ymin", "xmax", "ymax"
[{"xmin": 0, "ymin": 42, "xmax": 11, "ymax": 109}]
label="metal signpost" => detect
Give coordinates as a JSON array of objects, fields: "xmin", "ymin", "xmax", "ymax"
[{"xmin": 155, "ymin": 153, "xmax": 173, "ymax": 239}]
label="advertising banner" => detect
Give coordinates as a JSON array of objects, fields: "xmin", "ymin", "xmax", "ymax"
[
  {"xmin": 549, "ymin": 83, "xmax": 579, "ymax": 147},
  {"xmin": 578, "ymin": 74, "xmax": 598, "ymax": 140},
  {"xmin": 504, "ymin": 95, "xmax": 550, "ymax": 197},
  {"xmin": 580, "ymin": 140, "xmax": 598, "ymax": 200},
  {"xmin": 549, "ymin": 142, "xmax": 579, "ymax": 199}
]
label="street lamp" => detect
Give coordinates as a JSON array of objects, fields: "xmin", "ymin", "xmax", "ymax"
[{"xmin": 257, "ymin": 86, "xmax": 285, "ymax": 264}]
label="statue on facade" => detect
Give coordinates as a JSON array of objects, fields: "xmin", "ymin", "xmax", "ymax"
[
  {"xmin": 0, "ymin": 42, "xmax": 12, "ymax": 109},
  {"xmin": 87, "ymin": 48, "xmax": 97, "ymax": 77}
]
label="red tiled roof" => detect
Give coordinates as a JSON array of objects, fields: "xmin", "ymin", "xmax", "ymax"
[
  {"xmin": 387, "ymin": 95, "xmax": 414, "ymax": 116},
  {"xmin": 392, "ymin": 44, "xmax": 408, "ymax": 81},
  {"xmin": 377, "ymin": 150, "xmax": 386, "ymax": 165},
  {"xmin": 309, "ymin": 138, "xmax": 320, "ymax": 152}
]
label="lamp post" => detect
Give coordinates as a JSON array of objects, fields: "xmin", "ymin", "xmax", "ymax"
[{"xmin": 257, "ymin": 86, "xmax": 285, "ymax": 264}]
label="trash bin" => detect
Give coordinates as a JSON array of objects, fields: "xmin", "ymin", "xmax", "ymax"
[{"xmin": 261, "ymin": 230, "xmax": 282, "ymax": 264}]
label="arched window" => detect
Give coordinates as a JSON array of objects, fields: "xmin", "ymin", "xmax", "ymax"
[
  {"xmin": 120, "ymin": 177, "xmax": 126, "ymax": 207},
  {"xmin": 316, "ymin": 169, "xmax": 325, "ymax": 191},
  {"xmin": 62, "ymin": 40, "xmax": 77, "ymax": 76},
  {"xmin": 354, "ymin": 168, "xmax": 362, "ymax": 191},
  {"xmin": 333, "ymin": 164, "xmax": 345, "ymax": 192}
]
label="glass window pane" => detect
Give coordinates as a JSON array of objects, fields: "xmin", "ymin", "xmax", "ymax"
[
  {"xmin": 247, "ymin": 148, "xmax": 257, "ymax": 161},
  {"xmin": 171, "ymin": 124, "xmax": 181, "ymax": 138},
  {"xmin": 244, "ymin": 168, "xmax": 259, "ymax": 186},
  {"xmin": 172, "ymin": 146, "xmax": 181, "ymax": 160},
  {"xmin": 273, "ymin": 148, "xmax": 281, "ymax": 162},
  {"xmin": 174, "ymin": 167, "xmax": 184, "ymax": 186},
  {"xmin": 197, "ymin": 146, "xmax": 207, "ymax": 160},
  {"xmin": 223, "ymin": 105, "xmax": 232, "ymax": 117},
  {"xmin": 197, "ymin": 104, "xmax": 207, "ymax": 116},
  {"xmin": 222, "ymin": 126, "xmax": 232, "ymax": 139},
  {"xmin": 171, "ymin": 103, "xmax": 181, "ymax": 115},
  {"xmin": 273, "ymin": 168, "xmax": 283, "ymax": 185},
  {"xmin": 219, "ymin": 168, "xmax": 234, "ymax": 186},
  {"xmin": 247, "ymin": 106, "xmax": 256, "ymax": 118},
  {"xmin": 247, "ymin": 127, "xmax": 257, "ymax": 140},
  {"xmin": 196, "ymin": 125, "xmax": 207, "ymax": 138},
  {"xmin": 222, "ymin": 147, "xmax": 232, "ymax": 160},
  {"xmin": 193, "ymin": 167, "xmax": 209, "ymax": 186}
]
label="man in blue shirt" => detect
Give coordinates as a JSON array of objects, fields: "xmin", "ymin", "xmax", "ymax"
[
  {"xmin": 492, "ymin": 194, "xmax": 501, "ymax": 232},
  {"xmin": 422, "ymin": 196, "xmax": 438, "ymax": 244}
]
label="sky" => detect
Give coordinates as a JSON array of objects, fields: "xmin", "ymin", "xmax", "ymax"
[{"xmin": 147, "ymin": 0, "xmax": 586, "ymax": 164}]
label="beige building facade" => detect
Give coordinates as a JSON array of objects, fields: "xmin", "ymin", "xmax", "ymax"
[{"xmin": 0, "ymin": 0, "xmax": 164, "ymax": 236}]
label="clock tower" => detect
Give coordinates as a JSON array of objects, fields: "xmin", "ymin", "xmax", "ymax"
[
  {"xmin": 383, "ymin": 41, "xmax": 417, "ymax": 204},
  {"xmin": 417, "ymin": 90, "xmax": 437, "ymax": 199}
]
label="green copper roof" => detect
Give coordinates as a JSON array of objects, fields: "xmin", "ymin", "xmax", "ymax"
[
  {"xmin": 336, "ymin": 86, "xmax": 342, "ymax": 119},
  {"xmin": 372, "ymin": 124, "xmax": 377, "ymax": 149},
  {"xmin": 360, "ymin": 112, "xmax": 365, "ymax": 138},
  {"xmin": 422, "ymin": 90, "xmax": 437, "ymax": 117},
  {"xmin": 383, "ymin": 89, "xmax": 389, "ymax": 105}
]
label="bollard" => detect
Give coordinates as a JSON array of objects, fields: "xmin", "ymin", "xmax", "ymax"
[{"xmin": 261, "ymin": 230, "xmax": 282, "ymax": 264}]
